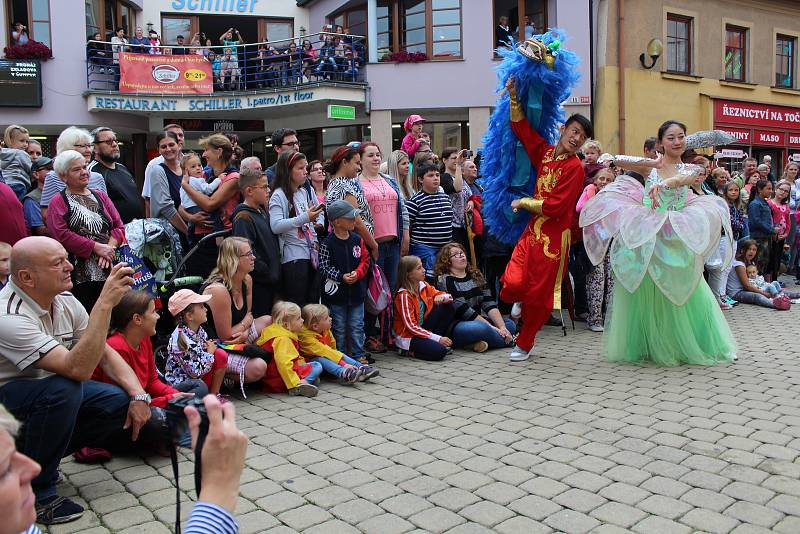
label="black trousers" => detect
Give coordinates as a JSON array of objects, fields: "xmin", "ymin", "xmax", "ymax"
[{"xmin": 280, "ymin": 259, "xmax": 320, "ymax": 307}]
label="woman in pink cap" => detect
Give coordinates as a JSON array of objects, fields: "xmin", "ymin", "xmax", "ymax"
[{"xmin": 401, "ymin": 115, "xmax": 426, "ymax": 159}]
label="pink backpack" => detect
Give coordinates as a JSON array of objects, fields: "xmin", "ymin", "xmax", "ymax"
[{"xmin": 365, "ymin": 262, "xmax": 391, "ymax": 315}]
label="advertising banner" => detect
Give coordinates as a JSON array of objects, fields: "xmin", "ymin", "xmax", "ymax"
[
  {"xmin": 753, "ymin": 130, "xmax": 785, "ymax": 146},
  {"xmin": 119, "ymin": 52, "xmax": 212, "ymax": 94}
]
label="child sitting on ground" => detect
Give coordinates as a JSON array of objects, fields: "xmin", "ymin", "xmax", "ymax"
[
  {"xmin": 319, "ymin": 199, "xmax": 371, "ymax": 362},
  {"xmin": 299, "ymin": 303, "xmax": 379, "ymax": 384},
  {"xmin": 165, "ymin": 289, "xmax": 229, "ymax": 397},
  {"xmin": 259, "ymin": 301, "xmax": 322, "ymax": 398},
  {"xmin": 394, "ymin": 255, "xmax": 455, "ymax": 361}
]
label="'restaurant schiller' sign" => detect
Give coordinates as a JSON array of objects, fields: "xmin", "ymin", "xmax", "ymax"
[{"xmin": 714, "ymin": 99, "xmax": 800, "ymax": 129}]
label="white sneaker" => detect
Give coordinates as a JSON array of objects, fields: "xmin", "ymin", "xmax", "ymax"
[
  {"xmin": 511, "ymin": 302, "xmax": 522, "ymax": 320},
  {"xmin": 588, "ymin": 324, "xmax": 604, "ymax": 332},
  {"xmin": 509, "ymin": 345, "xmax": 530, "ymax": 362}
]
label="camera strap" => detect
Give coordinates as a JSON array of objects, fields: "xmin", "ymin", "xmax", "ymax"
[{"xmin": 167, "ymin": 432, "xmax": 206, "ymax": 534}]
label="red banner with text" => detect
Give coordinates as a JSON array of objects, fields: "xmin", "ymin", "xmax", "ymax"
[
  {"xmin": 714, "ymin": 99, "xmax": 800, "ymax": 130},
  {"xmin": 119, "ymin": 52, "xmax": 212, "ymax": 94}
]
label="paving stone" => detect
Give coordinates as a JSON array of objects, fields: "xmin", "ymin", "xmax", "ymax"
[
  {"xmin": 254, "ymin": 490, "xmax": 307, "ymax": 515},
  {"xmin": 637, "ymin": 494, "xmax": 692, "ymax": 520},
  {"xmin": 543, "ymin": 509, "xmax": 601, "ymax": 534},
  {"xmin": 102, "ymin": 506, "xmax": 155, "ymax": 530},
  {"xmin": 236, "ymin": 510, "xmax": 280, "ymax": 534},
  {"xmin": 329, "ymin": 498, "xmax": 385, "ymax": 523},
  {"xmin": 276, "ymin": 504, "xmax": 332, "ymax": 530},
  {"xmin": 458, "ymin": 501, "xmax": 515, "ymax": 526},
  {"xmin": 115, "ymin": 522, "xmax": 170, "ymax": 534},
  {"xmin": 680, "ymin": 508, "xmax": 740, "ymax": 534},
  {"xmin": 722, "ymin": 481, "xmax": 776, "ymax": 504},
  {"xmin": 599, "ymin": 482, "xmax": 652, "ymax": 506},
  {"xmin": 632, "ymin": 516, "xmax": 692, "ymax": 534},
  {"xmin": 590, "ymin": 501, "xmax": 648, "ymax": 528},
  {"xmin": 408, "ymin": 506, "xmax": 467, "ymax": 533},
  {"xmin": 640, "ymin": 475, "xmax": 692, "ymax": 498},
  {"xmin": 724, "ymin": 501, "xmax": 783, "ymax": 528},
  {"xmin": 680, "ymin": 487, "xmax": 736, "ymax": 512},
  {"xmin": 357, "ymin": 512, "xmax": 415, "ymax": 534},
  {"xmin": 766, "ymin": 494, "xmax": 800, "ymax": 515},
  {"xmin": 553, "ymin": 487, "xmax": 607, "ymax": 513},
  {"xmin": 473, "ymin": 481, "xmax": 526, "ymax": 505},
  {"xmin": 494, "ymin": 515, "xmax": 553, "ymax": 534},
  {"xmin": 507, "ymin": 494, "xmax": 562, "ymax": 520}
]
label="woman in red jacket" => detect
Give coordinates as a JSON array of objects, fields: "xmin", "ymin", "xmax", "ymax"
[{"xmin": 93, "ymin": 291, "xmax": 208, "ymax": 450}]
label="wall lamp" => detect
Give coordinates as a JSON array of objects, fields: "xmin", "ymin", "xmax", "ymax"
[{"xmin": 639, "ymin": 38, "xmax": 663, "ymax": 69}]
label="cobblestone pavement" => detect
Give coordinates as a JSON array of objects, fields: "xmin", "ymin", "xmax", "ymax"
[{"xmin": 45, "ymin": 285, "xmax": 800, "ymax": 534}]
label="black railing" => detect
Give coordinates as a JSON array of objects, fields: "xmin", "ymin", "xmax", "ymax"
[{"xmin": 86, "ymin": 31, "xmax": 366, "ymax": 92}]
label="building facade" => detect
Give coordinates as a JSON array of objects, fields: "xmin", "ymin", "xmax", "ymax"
[
  {"xmin": 0, "ymin": 0, "xmax": 592, "ymax": 178},
  {"xmin": 593, "ymin": 0, "xmax": 800, "ymax": 175}
]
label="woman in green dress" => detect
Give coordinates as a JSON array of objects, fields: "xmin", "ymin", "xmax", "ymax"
[{"xmin": 579, "ymin": 120, "xmax": 737, "ymax": 366}]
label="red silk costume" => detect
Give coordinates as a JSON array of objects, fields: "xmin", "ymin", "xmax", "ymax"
[{"xmin": 500, "ymin": 111, "xmax": 583, "ymax": 353}]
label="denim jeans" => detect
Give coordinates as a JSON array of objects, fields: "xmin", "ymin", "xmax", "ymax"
[
  {"xmin": 0, "ymin": 376, "xmax": 129, "ymax": 501},
  {"xmin": 452, "ymin": 318, "xmax": 516, "ymax": 349},
  {"xmin": 329, "ymin": 302, "xmax": 366, "ymax": 359},
  {"xmin": 309, "ymin": 355, "xmax": 362, "ymax": 377},
  {"xmin": 409, "ymin": 243, "xmax": 441, "ymax": 277},
  {"xmin": 303, "ymin": 360, "xmax": 324, "ymax": 384},
  {"xmin": 407, "ymin": 303, "xmax": 456, "ymax": 361}
]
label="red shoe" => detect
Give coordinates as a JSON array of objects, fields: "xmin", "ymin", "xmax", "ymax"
[{"xmin": 72, "ymin": 447, "xmax": 112, "ymax": 463}]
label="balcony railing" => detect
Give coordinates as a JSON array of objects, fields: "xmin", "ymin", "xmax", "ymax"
[{"xmin": 86, "ymin": 31, "xmax": 366, "ymax": 93}]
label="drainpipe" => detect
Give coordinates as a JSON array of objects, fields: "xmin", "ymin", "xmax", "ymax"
[
  {"xmin": 617, "ymin": 0, "xmax": 625, "ymax": 152},
  {"xmin": 367, "ymin": 0, "xmax": 378, "ymax": 63}
]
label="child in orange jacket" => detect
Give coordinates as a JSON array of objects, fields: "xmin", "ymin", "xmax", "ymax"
[
  {"xmin": 258, "ymin": 301, "xmax": 320, "ymax": 397},
  {"xmin": 299, "ymin": 304, "xmax": 379, "ymax": 383},
  {"xmin": 393, "ymin": 255, "xmax": 456, "ymax": 361}
]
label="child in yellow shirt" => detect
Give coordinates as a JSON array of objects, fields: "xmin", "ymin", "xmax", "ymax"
[
  {"xmin": 299, "ymin": 304, "xmax": 379, "ymax": 383},
  {"xmin": 258, "ymin": 301, "xmax": 320, "ymax": 397}
]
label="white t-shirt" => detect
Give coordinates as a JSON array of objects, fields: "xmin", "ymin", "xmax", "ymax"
[{"xmin": 726, "ymin": 259, "xmax": 745, "ymax": 295}]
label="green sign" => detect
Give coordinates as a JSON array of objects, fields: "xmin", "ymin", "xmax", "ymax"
[{"xmin": 328, "ymin": 104, "xmax": 356, "ymax": 120}]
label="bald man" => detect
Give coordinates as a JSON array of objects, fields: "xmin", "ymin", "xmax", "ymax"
[{"xmin": 0, "ymin": 237, "xmax": 151, "ymax": 525}]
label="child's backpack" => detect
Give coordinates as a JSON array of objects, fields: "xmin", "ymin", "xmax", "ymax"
[{"xmin": 365, "ymin": 262, "xmax": 391, "ymax": 315}]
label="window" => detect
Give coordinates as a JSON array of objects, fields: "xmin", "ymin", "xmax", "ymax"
[
  {"xmin": 371, "ymin": 0, "xmax": 462, "ymax": 61},
  {"xmin": 264, "ymin": 20, "xmax": 292, "ymax": 42},
  {"xmin": 725, "ymin": 25, "xmax": 747, "ymax": 82},
  {"xmin": 161, "ymin": 16, "xmax": 192, "ymax": 46},
  {"xmin": 666, "ymin": 13, "xmax": 691, "ymax": 74},
  {"xmin": 5, "ymin": 0, "xmax": 52, "ymax": 47},
  {"xmin": 30, "ymin": 0, "xmax": 51, "ymax": 48},
  {"xmin": 776, "ymin": 35, "xmax": 796, "ymax": 88},
  {"xmin": 493, "ymin": 0, "xmax": 547, "ymax": 48},
  {"xmin": 376, "ymin": 0, "xmax": 393, "ymax": 56},
  {"xmin": 84, "ymin": 0, "xmax": 136, "ymax": 40}
]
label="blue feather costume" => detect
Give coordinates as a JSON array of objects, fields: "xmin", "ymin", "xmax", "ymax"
[{"xmin": 480, "ymin": 29, "xmax": 581, "ymax": 245}]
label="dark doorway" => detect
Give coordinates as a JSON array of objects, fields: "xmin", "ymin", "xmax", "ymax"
[{"xmin": 199, "ymin": 15, "xmax": 258, "ymax": 49}]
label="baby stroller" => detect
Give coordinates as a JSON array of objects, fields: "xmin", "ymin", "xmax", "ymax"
[{"xmin": 125, "ymin": 218, "xmax": 231, "ymax": 372}]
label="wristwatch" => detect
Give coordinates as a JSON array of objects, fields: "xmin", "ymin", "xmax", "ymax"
[{"xmin": 130, "ymin": 393, "xmax": 152, "ymax": 405}]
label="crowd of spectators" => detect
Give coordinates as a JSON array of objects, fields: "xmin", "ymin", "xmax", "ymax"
[
  {"xmin": 87, "ymin": 24, "xmax": 365, "ymax": 91},
  {"xmin": 0, "ymin": 111, "xmax": 796, "ymax": 530}
]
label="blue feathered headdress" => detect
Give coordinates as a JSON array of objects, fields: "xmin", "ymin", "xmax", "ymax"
[{"xmin": 480, "ymin": 29, "xmax": 581, "ymax": 244}]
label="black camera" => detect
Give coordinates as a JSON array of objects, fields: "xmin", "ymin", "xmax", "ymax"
[{"xmin": 165, "ymin": 395, "xmax": 208, "ymax": 444}]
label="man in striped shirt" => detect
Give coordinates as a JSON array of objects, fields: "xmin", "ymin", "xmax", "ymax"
[{"xmin": 407, "ymin": 163, "xmax": 454, "ymax": 276}]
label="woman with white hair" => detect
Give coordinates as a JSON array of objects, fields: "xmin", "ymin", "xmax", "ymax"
[
  {"xmin": 39, "ymin": 126, "xmax": 108, "ymax": 215},
  {"xmin": 45, "ymin": 150, "xmax": 125, "ymax": 310}
]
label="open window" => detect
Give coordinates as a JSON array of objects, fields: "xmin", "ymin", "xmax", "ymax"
[
  {"xmin": 5, "ymin": 0, "xmax": 51, "ymax": 47},
  {"xmin": 492, "ymin": 0, "xmax": 546, "ymax": 51}
]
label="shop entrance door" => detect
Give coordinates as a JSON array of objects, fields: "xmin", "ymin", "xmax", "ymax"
[{"xmin": 751, "ymin": 147, "xmax": 784, "ymax": 180}]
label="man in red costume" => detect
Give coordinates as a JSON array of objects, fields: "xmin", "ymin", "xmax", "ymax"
[{"xmin": 500, "ymin": 78, "xmax": 593, "ymax": 362}]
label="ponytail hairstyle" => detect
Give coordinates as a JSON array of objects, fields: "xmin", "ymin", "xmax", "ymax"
[
  {"xmin": 109, "ymin": 290, "xmax": 154, "ymax": 334},
  {"xmin": 273, "ymin": 150, "xmax": 307, "ymax": 196}
]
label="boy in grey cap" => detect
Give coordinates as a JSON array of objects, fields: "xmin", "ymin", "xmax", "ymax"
[{"xmin": 319, "ymin": 199, "xmax": 371, "ymax": 362}]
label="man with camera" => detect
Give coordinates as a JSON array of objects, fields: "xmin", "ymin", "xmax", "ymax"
[{"xmin": 0, "ymin": 236, "xmax": 151, "ymax": 524}]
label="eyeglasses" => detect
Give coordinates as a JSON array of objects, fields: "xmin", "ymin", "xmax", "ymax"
[
  {"xmin": 449, "ymin": 251, "xmax": 466, "ymax": 259},
  {"xmin": 281, "ymin": 140, "xmax": 300, "ymax": 148},
  {"xmin": 73, "ymin": 143, "xmax": 92, "ymax": 150},
  {"xmin": 239, "ymin": 250, "xmax": 255, "ymax": 258},
  {"xmin": 95, "ymin": 138, "xmax": 118, "ymax": 145}
]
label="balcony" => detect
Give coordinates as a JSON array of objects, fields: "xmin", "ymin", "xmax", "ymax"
[{"xmin": 84, "ymin": 32, "xmax": 368, "ymax": 117}]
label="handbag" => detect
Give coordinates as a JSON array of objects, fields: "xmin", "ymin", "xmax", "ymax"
[
  {"xmin": 772, "ymin": 294, "xmax": 791, "ymax": 310},
  {"xmin": 365, "ymin": 262, "xmax": 391, "ymax": 315}
]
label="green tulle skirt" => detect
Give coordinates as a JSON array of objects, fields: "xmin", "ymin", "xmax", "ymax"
[{"xmin": 603, "ymin": 274, "xmax": 737, "ymax": 366}]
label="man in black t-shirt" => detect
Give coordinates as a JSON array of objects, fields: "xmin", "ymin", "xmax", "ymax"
[{"xmin": 88, "ymin": 127, "xmax": 144, "ymax": 223}]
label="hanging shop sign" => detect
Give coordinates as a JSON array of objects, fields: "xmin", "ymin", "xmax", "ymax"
[
  {"xmin": 714, "ymin": 99, "xmax": 800, "ymax": 130},
  {"xmin": 753, "ymin": 130, "xmax": 785, "ymax": 147},
  {"xmin": 119, "ymin": 53, "xmax": 213, "ymax": 94}
]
